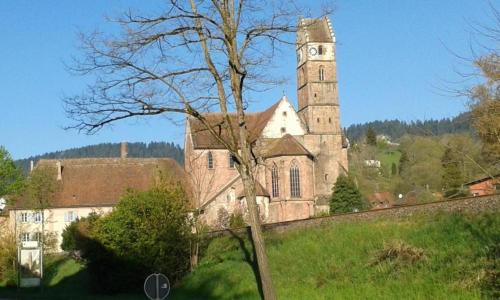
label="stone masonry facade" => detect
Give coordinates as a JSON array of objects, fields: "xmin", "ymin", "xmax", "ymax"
[{"xmin": 184, "ymin": 17, "xmax": 349, "ymax": 226}]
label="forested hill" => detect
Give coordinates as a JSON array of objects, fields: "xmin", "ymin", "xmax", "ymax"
[
  {"xmin": 16, "ymin": 142, "xmax": 184, "ymax": 174},
  {"xmin": 345, "ymin": 112, "xmax": 472, "ymax": 142}
]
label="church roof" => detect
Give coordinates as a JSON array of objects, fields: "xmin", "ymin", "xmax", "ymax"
[
  {"xmin": 188, "ymin": 99, "xmax": 281, "ymax": 149},
  {"xmin": 300, "ymin": 18, "xmax": 334, "ymax": 43},
  {"xmin": 263, "ymin": 134, "xmax": 313, "ymax": 158},
  {"xmin": 236, "ymin": 181, "xmax": 270, "ymax": 199},
  {"xmin": 11, "ymin": 158, "xmax": 190, "ymax": 209}
]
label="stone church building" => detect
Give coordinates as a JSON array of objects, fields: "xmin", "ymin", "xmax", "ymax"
[{"xmin": 184, "ymin": 17, "xmax": 348, "ymax": 226}]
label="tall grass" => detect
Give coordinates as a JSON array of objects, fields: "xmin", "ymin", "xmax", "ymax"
[{"xmin": 172, "ymin": 212, "xmax": 499, "ymax": 299}]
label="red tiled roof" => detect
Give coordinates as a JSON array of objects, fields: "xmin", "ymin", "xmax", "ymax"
[
  {"xmin": 188, "ymin": 100, "xmax": 281, "ymax": 149},
  {"xmin": 236, "ymin": 181, "xmax": 270, "ymax": 199},
  {"xmin": 12, "ymin": 158, "xmax": 189, "ymax": 209},
  {"xmin": 300, "ymin": 18, "xmax": 333, "ymax": 43},
  {"xmin": 263, "ymin": 134, "xmax": 313, "ymax": 158}
]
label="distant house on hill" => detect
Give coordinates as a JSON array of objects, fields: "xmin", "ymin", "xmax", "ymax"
[
  {"xmin": 368, "ymin": 192, "xmax": 395, "ymax": 209},
  {"xmin": 8, "ymin": 143, "xmax": 187, "ymax": 252},
  {"xmin": 364, "ymin": 160, "xmax": 381, "ymax": 168},
  {"xmin": 464, "ymin": 174, "xmax": 500, "ymax": 197}
]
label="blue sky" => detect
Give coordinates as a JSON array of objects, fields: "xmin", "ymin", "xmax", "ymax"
[{"xmin": 0, "ymin": 1, "xmax": 496, "ymax": 160}]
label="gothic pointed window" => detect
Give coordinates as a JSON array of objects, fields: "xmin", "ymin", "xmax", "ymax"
[
  {"xmin": 319, "ymin": 66, "xmax": 325, "ymax": 81},
  {"xmin": 271, "ymin": 164, "xmax": 279, "ymax": 198},
  {"xmin": 290, "ymin": 161, "xmax": 301, "ymax": 198},
  {"xmin": 207, "ymin": 151, "xmax": 214, "ymax": 169}
]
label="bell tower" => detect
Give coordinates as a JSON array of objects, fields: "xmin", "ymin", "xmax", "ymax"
[{"xmin": 296, "ymin": 17, "xmax": 347, "ymax": 198}]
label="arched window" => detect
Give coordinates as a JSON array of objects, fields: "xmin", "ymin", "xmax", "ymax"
[
  {"xmin": 271, "ymin": 164, "xmax": 279, "ymax": 198},
  {"xmin": 207, "ymin": 151, "xmax": 214, "ymax": 169},
  {"xmin": 318, "ymin": 45, "xmax": 323, "ymax": 55},
  {"xmin": 319, "ymin": 66, "xmax": 325, "ymax": 81},
  {"xmin": 290, "ymin": 162, "xmax": 301, "ymax": 198}
]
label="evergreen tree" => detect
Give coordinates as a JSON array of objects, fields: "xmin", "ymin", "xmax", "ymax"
[
  {"xmin": 330, "ymin": 175, "xmax": 368, "ymax": 214},
  {"xmin": 366, "ymin": 126, "xmax": 377, "ymax": 146},
  {"xmin": 398, "ymin": 151, "xmax": 409, "ymax": 175},
  {"xmin": 441, "ymin": 148, "xmax": 463, "ymax": 197}
]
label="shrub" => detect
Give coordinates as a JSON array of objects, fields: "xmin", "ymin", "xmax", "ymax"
[
  {"xmin": 0, "ymin": 231, "xmax": 17, "ymax": 286},
  {"xmin": 61, "ymin": 212, "xmax": 100, "ymax": 258},
  {"xmin": 65, "ymin": 184, "xmax": 192, "ymax": 294},
  {"xmin": 229, "ymin": 212, "xmax": 245, "ymax": 228}
]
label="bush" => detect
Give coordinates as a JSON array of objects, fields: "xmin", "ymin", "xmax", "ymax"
[
  {"xmin": 61, "ymin": 212, "xmax": 100, "ymax": 258},
  {"xmin": 0, "ymin": 231, "xmax": 17, "ymax": 286},
  {"xmin": 62, "ymin": 184, "xmax": 192, "ymax": 294},
  {"xmin": 229, "ymin": 212, "xmax": 245, "ymax": 228}
]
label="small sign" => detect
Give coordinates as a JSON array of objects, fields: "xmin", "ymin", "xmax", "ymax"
[
  {"xmin": 19, "ymin": 248, "xmax": 41, "ymax": 287},
  {"xmin": 22, "ymin": 241, "xmax": 39, "ymax": 248},
  {"xmin": 144, "ymin": 273, "xmax": 170, "ymax": 300}
]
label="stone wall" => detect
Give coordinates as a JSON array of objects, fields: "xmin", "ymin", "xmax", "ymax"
[{"xmin": 208, "ymin": 194, "xmax": 500, "ymax": 238}]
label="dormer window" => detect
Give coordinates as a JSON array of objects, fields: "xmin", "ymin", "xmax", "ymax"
[{"xmin": 318, "ymin": 45, "xmax": 323, "ymax": 55}]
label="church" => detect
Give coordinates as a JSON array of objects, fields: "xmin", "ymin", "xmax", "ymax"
[{"xmin": 184, "ymin": 17, "xmax": 348, "ymax": 226}]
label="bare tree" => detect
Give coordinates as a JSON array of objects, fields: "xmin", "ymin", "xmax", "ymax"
[{"xmin": 64, "ymin": 1, "xmax": 330, "ymax": 298}]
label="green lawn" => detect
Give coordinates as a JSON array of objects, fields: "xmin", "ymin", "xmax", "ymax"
[
  {"xmin": 0, "ymin": 255, "xmax": 143, "ymax": 300},
  {"xmin": 171, "ymin": 212, "xmax": 498, "ymax": 299},
  {"xmin": 1, "ymin": 211, "xmax": 498, "ymax": 299}
]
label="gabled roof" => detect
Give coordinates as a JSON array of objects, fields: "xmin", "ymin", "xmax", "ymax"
[
  {"xmin": 464, "ymin": 174, "xmax": 500, "ymax": 186},
  {"xmin": 263, "ymin": 134, "xmax": 313, "ymax": 158},
  {"xmin": 236, "ymin": 181, "xmax": 270, "ymax": 199},
  {"xmin": 188, "ymin": 99, "xmax": 281, "ymax": 149},
  {"xmin": 12, "ymin": 158, "xmax": 189, "ymax": 209},
  {"xmin": 299, "ymin": 18, "xmax": 334, "ymax": 43}
]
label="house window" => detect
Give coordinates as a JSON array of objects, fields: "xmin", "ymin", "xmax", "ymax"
[
  {"xmin": 290, "ymin": 162, "xmax": 301, "ymax": 198},
  {"xmin": 32, "ymin": 232, "xmax": 42, "ymax": 242},
  {"xmin": 329, "ymin": 117, "xmax": 332, "ymax": 124},
  {"xmin": 64, "ymin": 211, "xmax": 78, "ymax": 222},
  {"xmin": 282, "ymin": 111, "xmax": 287, "ymax": 117},
  {"xmin": 33, "ymin": 212, "xmax": 41, "ymax": 223},
  {"xmin": 317, "ymin": 118, "xmax": 320, "ymax": 123},
  {"xmin": 207, "ymin": 151, "xmax": 214, "ymax": 169},
  {"xmin": 20, "ymin": 212, "xmax": 29, "ymax": 223},
  {"xmin": 20, "ymin": 233, "xmax": 30, "ymax": 242},
  {"xmin": 319, "ymin": 66, "xmax": 325, "ymax": 81},
  {"xmin": 271, "ymin": 164, "xmax": 279, "ymax": 198},
  {"xmin": 280, "ymin": 127, "xmax": 286, "ymax": 134},
  {"xmin": 229, "ymin": 154, "xmax": 236, "ymax": 168},
  {"xmin": 318, "ymin": 45, "xmax": 323, "ymax": 55}
]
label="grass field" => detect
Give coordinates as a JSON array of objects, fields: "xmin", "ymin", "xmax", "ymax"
[
  {"xmin": 0, "ymin": 255, "xmax": 142, "ymax": 300},
  {"xmin": 1, "ymin": 211, "xmax": 498, "ymax": 299},
  {"xmin": 171, "ymin": 212, "xmax": 499, "ymax": 299}
]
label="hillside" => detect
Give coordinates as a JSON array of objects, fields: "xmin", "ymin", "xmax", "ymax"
[
  {"xmin": 1, "ymin": 210, "xmax": 497, "ymax": 299},
  {"xmin": 346, "ymin": 112, "xmax": 472, "ymax": 142},
  {"xmin": 172, "ymin": 211, "xmax": 498, "ymax": 299},
  {"xmin": 15, "ymin": 142, "xmax": 184, "ymax": 174}
]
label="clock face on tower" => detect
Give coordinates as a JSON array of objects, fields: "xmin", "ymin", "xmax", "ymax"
[{"xmin": 309, "ymin": 47, "xmax": 317, "ymax": 56}]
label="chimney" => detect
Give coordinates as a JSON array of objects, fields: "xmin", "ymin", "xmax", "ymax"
[
  {"xmin": 56, "ymin": 161, "xmax": 62, "ymax": 180},
  {"xmin": 121, "ymin": 142, "xmax": 128, "ymax": 159},
  {"xmin": 30, "ymin": 160, "xmax": 34, "ymax": 172}
]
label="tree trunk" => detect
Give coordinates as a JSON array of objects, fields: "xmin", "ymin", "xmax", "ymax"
[{"xmin": 240, "ymin": 169, "xmax": 276, "ymax": 300}]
